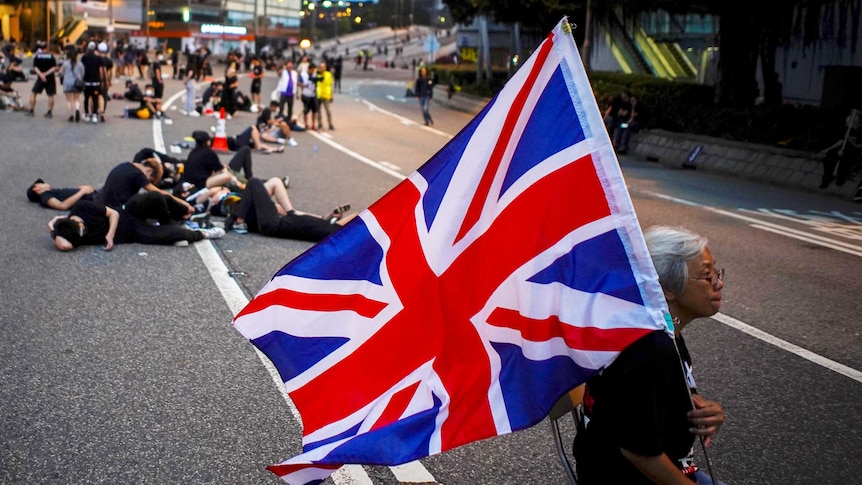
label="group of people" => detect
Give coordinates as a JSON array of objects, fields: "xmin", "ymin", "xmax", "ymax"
[
  {"xmin": 28, "ymin": 128, "xmax": 355, "ymax": 252},
  {"xmin": 275, "ymin": 56, "xmax": 336, "ymax": 132}
]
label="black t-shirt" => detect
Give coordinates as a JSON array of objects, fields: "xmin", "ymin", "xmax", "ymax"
[
  {"xmin": 98, "ymin": 162, "xmax": 149, "ymax": 209},
  {"xmin": 39, "ymin": 187, "xmax": 89, "ymax": 208},
  {"xmin": 33, "ymin": 52, "xmax": 57, "ymax": 80},
  {"xmin": 151, "ymin": 60, "xmax": 162, "ymax": 83},
  {"xmin": 574, "ymin": 330, "xmax": 696, "ymax": 485},
  {"xmin": 81, "ymin": 52, "xmax": 103, "ymax": 83},
  {"xmin": 251, "ymin": 65, "xmax": 263, "ymax": 86},
  {"xmin": 69, "ymin": 200, "xmax": 111, "ymax": 247},
  {"xmin": 257, "ymin": 108, "xmax": 283, "ymax": 128},
  {"xmin": 181, "ymin": 146, "xmax": 223, "ymax": 189},
  {"xmin": 102, "ymin": 55, "xmax": 114, "ymax": 70}
]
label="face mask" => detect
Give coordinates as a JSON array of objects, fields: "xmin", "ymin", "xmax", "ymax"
[{"xmin": 145, "ymin": 90, "xmax": 154, "ymax": 96}]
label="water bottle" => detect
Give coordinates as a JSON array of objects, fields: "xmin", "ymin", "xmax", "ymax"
[
  {"xmin": 313, "ymin": 145, "xmax": 318, "ymax": 157},
  {"xmin": 124, "ymin": 105, "xmax": 129, "ymax": 118}
]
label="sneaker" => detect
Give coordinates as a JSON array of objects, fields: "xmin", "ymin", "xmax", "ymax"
[
  {"xmin": 231, "ymin": 222, "xmax": 248, "ymax": 234},
  {"xmin": 173, "ymin": 240, "xmax": 190, "ymax": 247},
  {"xmin": 197, "ymin": 227, "xmax": 226, "ymax": 239},
  {"xmin": 179, "ymin": 109, "xmax": 188, "ymax": 116},
  {"xmin": 91, "ymin": 114, "xmax": 99, "ymax": 124},
  {"xmin": 68, "ymin": 115, "xmax": 74, "ymax": 122},
  {"xmin": 189, "ymin": 110, "xmax": 201, "ymax": 117},
  {"xmin": 99, "ymin": 114, "xmax": 106, "ymax": 123},
  {"xmin": 277, "ymin": 138, "xmax": 286, "ymax": 145},
  {"xmin": 25, "ymin": 110, "xmax": 34, "ymax": 117},
  {"xmin": 287, "ymin": 138, "xmax": 298, "ymax": 147},
  {"xmin": 75, "ymin": 110, "xmax": 80, "ymax": 122},
  {"xmin": 191, "ymin": 200, "xmax": 212, "ymax": 217},
  {"xmin": 329, "ymin": 125, "xmax": 334, "ymax": 130},
  {"xmin": 226, "ymin": 114, "xmax": 232, "ymax": 120},
  {"xmin": 44, "ymin": 110, "xmax": 52, "ymax": 118},
  {"xmin": 282, "ymin": 176, "xmax": 290, "ymax": 189}
]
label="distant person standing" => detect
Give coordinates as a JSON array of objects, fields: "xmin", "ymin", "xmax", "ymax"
[
  {"xmin": 249, "ymin": 56, "xmax": 264, "ymax": 111},
  {"xmin": 300, "ymin": 63, "xmax": 319, "ymax": 131},
  {"xmin": 60, "ymin": 44, "xmax": 84, "ymax": 122},
  {"xmin": 333, "ymin": 55, "xmax": 343, "ymax": 93},
  {"xmin": 81, "ymin": 41, "xmax": 106, "ymax": 123},
  {"xmin": 27, "ymin": 40, "xmax": 58, "ymax": 118},
  {"xmin": 170, "ymin": 48, "xmax": 179, "ymax": 79},
  {"xmin": 414, "ymin": 66, "xmax": 434, "ymax": 126},
  {"xmin": 182, "ymin": 59, "xmax": 199, "ymax": 117},
  {"xmin": 277, "ymin": 60, "xmax": 298, "ymax": 121},
  {"xmin": 316, "ymin": 61, "xmax": 334, "ymax": 130}
]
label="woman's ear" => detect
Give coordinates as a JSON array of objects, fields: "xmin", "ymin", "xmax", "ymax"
[{"xmin": 663, "ymin": 288, "xmax": 676, "ymax": 302}]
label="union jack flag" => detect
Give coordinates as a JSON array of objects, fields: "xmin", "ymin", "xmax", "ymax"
[{"xmin": 233, "ymin": 19, "xmax": 670, "ymax": 485}]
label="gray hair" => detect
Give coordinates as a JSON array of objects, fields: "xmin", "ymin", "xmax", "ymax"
[{"xmin": 644, "ymin": 226, "xmax": 708, "ymax": 295}]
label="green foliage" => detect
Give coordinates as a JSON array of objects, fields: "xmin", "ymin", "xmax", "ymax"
[{"xmin": 588, "ymin": 71, "xmax": 843, "ymax": 152}]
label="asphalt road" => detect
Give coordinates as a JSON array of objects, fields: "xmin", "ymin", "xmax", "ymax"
[{"xmin": 2, "ymin": 58, "xmax": 861, "ymax": 485}]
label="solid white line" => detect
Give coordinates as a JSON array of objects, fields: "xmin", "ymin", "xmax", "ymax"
[
  {"xmin": 359, "ymin": 98, "xmax": 452, "ymax": 138},
  {"xmin": 159, "ymin": 89, "xmax": 437, "ymax": 484},
  {"xmin": 644, "ymin": 191, "xmax": 862, "ymax": 257},
  {"xmin": 749, "ymin": 224, "xmax": 862, "ymax": 257},
  {"xmin": 156, "ymin": 91, "xmax": 376, "ymax": 485},
  {"xmin": 307, "ymin": 129, "xmax": 407, "ymax": 181},
  {"xmin": 712, "ymin": 313, "xmax": 862, "ymax": 384},
  {"xmin": 390, "ymin": 462, "xmax": 438, "ymax": 483}
]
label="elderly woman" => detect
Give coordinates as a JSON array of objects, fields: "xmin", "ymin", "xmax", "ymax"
[{"xmin": 574, "ymin": 226, "xmax": 726, "ymax": 485}]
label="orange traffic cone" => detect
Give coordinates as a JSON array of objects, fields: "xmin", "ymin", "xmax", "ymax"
[{"xmin": 212, "ymin": 107, "xmax": 229, "ymax": 152}]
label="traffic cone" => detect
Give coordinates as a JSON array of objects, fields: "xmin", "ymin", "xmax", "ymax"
[{"xmin": 212, "ymin": 107, "xmax": 229, "ymax": 152}]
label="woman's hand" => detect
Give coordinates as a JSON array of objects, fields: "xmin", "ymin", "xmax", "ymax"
[{"xmin": 688, "ymin": 394, "xmax": 724, "ymax": 446}]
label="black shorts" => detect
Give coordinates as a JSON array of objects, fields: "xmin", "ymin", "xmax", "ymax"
[
  {"xmin": 302, "ymin": 95, "xmax": 318, "ymax": 114},
  {"xmin": 32, "ymin": 77, "xmax": 57, "ymax": 96},
  {"xmin": 250, "ymin": 79, "xmax": 262, "ymax": 94}
]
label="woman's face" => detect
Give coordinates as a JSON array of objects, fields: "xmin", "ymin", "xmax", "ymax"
[{"xmin": 669, "ymin": 247, "xmax": 723, "ymax": 324}]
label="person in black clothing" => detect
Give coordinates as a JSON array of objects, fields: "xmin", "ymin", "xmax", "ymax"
[
  {"xmin": 27, "ymin": 178, "xmax": 95, "ymax": 210},
  {"xmin": 27, "ymin": 41, "xmax": 58, "ymax": 118},
  {"xmin": 226, "ymin": 177, "xmax": 353, "ymax": 242},
  {"xmin": 48, "ymin": 194, "xmax": 224, "ymax": 252},
  {"xmin": 151, "ymin": 52, "xmax": 165, "ymax": 101},
  {"xmin": 249, "ymin": 57, "xmax": 264, "ymax": 110},
  {"xmin": 80, "ymin": 41, "xmax": 106, "ymax": 123},
  {"xmin": 414, "ymin": 66, "xmax": 434, "ymax": 126},
  {"xmin": 223, "ymin": 66, "xmax": 239, "ymax": 117},
  {"xmin": 170, "ymin": 48, "xmax": 180, "ymax": 79},
  {"xmin": 574, "ymin": 226, "xmax": 726, "ymax": 485},
  {"xmin": 180, "ymin": 130, "xmax": 251, "ymax": 192},
  {"xmin": 97, "ymin": 159, "xmax": 195, "ymax": 218}
]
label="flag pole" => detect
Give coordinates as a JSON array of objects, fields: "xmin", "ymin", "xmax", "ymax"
[{"xmin": 668, "ymin": 316, "xmax": 720, "ymax": 485}]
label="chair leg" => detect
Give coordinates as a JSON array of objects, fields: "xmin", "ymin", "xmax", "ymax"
[{"xmin": 549, "ymin": 419, "xmax": 578, "ymax": 485}]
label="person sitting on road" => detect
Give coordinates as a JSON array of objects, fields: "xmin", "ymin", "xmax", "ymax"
[
  {"xmin": 225, "ymin": 176, "xmax": 354, "ymax": 242},
  {"xmin": 179, "ymin": 130, "xmax": 254, "ymax": 196},
  {"xmin": 227, "ymin": 124, "xmax": 284, "ymax": 154},
  {"xmin": 573, "ymin": 226, "xmax": 726, "ymax": 485},
  {"xmin": 123, "ymin": 79, "xmax": 143, "ymax": 102},
  {"xmin": 132, "ymin": 148, "xmax": 185, "ymax": 190},
  {"xmin": 257, "ymin": 100, "xmax": 298, "ymax": 147},
  {"xmin": 48, "ymin": 192, "xmax": 224, "ymax": 252},
  {"xmin": 27, "ymin": 178, "xmax": 95, "ymax": 210}
]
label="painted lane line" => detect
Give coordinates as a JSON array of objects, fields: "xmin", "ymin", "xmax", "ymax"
[
  {"xmin": 712, "ymin": 313, "xmax": 862, "ymax": 384},
  {"xmin": 390, "ymin": 462, "xmax": 438, "ymax": 483},
  {"xmin": 644, "ymin": 191, "xmax": 862, "ymax": 256},
  {"xmin": 157, "ymin": 90, "xmax": 375, "ymax": 485},
  {"xmin": 307, "ymin": 129, "xmax": 407, "ymax": 181},
  {"xmin": 359, "ymin": 98, "xmax": 453, "ymax": 138},
  {"xmin": 749, "ymin": 224, "xmax": 862, "ymax": 258},
  {"xmin": 741, "ymin": 208, "xmax": 862, "ymax": 241},
  {"xmin": 159, "ymin": 89, "xmax": 438, "ymax": 485},
  {"xmin": 194, "ymin": 242, "xmax": 301, "ymax": 423}
]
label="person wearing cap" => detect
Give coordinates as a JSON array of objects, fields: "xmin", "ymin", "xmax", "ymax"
[
  {"xmin": 27, "ymin": 40, "xmax": 58, "ymax": 118},
  {"xmin": 180, "ymin": 130, "xmax": 249, "ymax": 193},
  {"xmin": 81, "ymin": 40, "xmax": 107, "ymax": 123},
  {"xmin": 27, "ymin": 179, "xmax": 95, "ymax": 210}
]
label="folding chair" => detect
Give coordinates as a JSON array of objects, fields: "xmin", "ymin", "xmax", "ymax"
[{"xmin": 548, "ymin": 384, "xmax": 585, "ymax": 485}]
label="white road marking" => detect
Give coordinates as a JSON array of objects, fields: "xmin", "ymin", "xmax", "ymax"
[
  {"xmin": 359, "ymin": 98, "xmax": 452, "ymax": 138},
  {"xmin": 390, "ymin": 462, "xmax": 438, "ymax": 483},
  {"xmin": 712, "ymin": 313, "xmax": 862, "ymax": 384},
  {"xmin": 157, "ymin": 89, "xmax": 438, "ymax": 484},
  {"xmin": 307, "ymin": 129, "xmax": 407, "ymax": 181},
  {"xmin": 641, "ymin": 191, "xmax": 862, "ymax": 382},
  {"xmin": 644, "ymin": 191, "xmax": 862, "ymax": 257}
]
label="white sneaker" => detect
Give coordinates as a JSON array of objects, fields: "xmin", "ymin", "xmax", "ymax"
[
  {"xmin": 198, "ymin": 227, "xmax": 225, "ymax": 239},
  {"xmin": 287, "ymin": 138, "xmax": 298, "ymax": 147},
  {"xmin": 277, "ymin": 138, "xmax": 286, "ymax": 145},
  {"xmin": 226, "ymin": 114, "xmax": 232, "ymax": 120},
  {"xmin": 189, "ymin": 111, "xmax": 201, "ymax": 117},
  {"xmin": 173, "ymin": 240, "xmax": 190, "ymax": 247},
  {"xmin": 179, "ymin": 109, "xmax": 188, "ymax": 116},
  {"xmin": 91, "ymin": 114, "xmax": 98, "ymax": 124}
]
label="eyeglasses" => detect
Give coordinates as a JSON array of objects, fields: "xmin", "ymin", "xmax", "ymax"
[{"xmin": 689, "ymin": 268, "xmax": 724, "ymax": 287}]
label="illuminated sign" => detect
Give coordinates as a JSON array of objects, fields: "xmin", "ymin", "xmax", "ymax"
[{"xmin": 200, "ymin": 24, "xmax": 248, "ymax": 35}]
